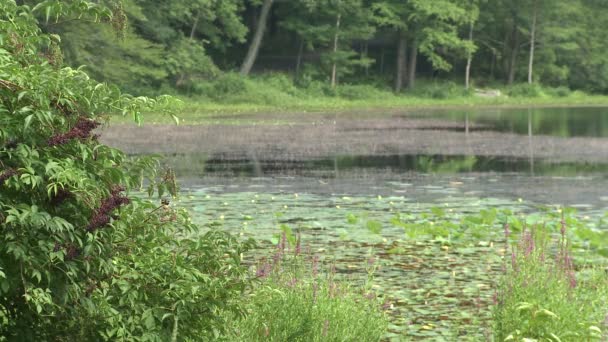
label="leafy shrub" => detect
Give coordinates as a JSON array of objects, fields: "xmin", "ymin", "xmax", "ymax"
[
  {"xmin": 337, "ymin": 84, "xmax": 391, "ymax": 100},
  {"xmin": 228, "ymin": 234, "xmax": 389, "ymax": 341},
  {"xmin": 0, "ymin": 2, "xmax": 253, "ymax": 340},
  {"xmin": 493, "ymin": 221, "xmax": 608, "ymax": 341},
  {"xmin": 546, "ymin": 86, "xmax": 572, "ymax": 98},
  {"xmin": 210, "ymin": 72, "xmax": 248, "ymax": 99},
  {"xmin": 415, "ymin": 81, "xmax": 469, "ymax": 99},
  {"xmin": 506, "ymin": 83, "xmax": 544, "ymax": 97},
  {"xmin": 257, "ymin": 72, "xmax": 300, "ymax": 97}
]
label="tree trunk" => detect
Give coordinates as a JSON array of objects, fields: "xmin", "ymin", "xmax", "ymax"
[
  {"xmin": 363, "ymin": 41, "xmax": 369, "ymax": 76},
  {"xmin": 407, "ymin": 39, "xmax": 418, "ymax": 89},
  {"xmin": 176, "ymin": 14, "xmax": 200, "ymax": 87},
  {"xmin": 240, "ymin": 0, "xmax": 273, "ymax": 76},
  {"xmin": 379, "ymin": 48, "xmax": 385, "ymax": 74},
  {"xmin": 295, "ymin": 38, "xmax": 304, "ymax": 79},
  {"xmin": 330, "ymin": 13, "xmax": 341, "ymax": 88},
  {"xmin": 395, "ymin": 32, "xmax": 407, "ymax": 92},
  {"xmin": 507, "ymin": 22, "xmax": 519, "ymax": 85},
  {"xmin": 465, "ymin": 21, "xmax": 474, "ymax": 90},
  {"xmin": 528, "ymin": 0, "xmax": 537, "ymax": 84},
  {"xmin": 490, "ymin": 50, "xmax": 496, "ymax": 80}
]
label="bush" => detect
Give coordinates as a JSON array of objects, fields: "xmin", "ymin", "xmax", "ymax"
[
  {"xmin": 257, "ymin": 72, "xmax": 300, "ymax": 97},
  {"xmin": 228, "ymin": 235, "xmax": 389, "ymax": 341},
  {"xmin": 493, "ymin": 222, "xmax": 608, "ymax": 341},
  {"xmin": 415, "ymin": 81, "xmax": 469, "ymax": 99},
  {"xmin": 0, "ymin": 2, "xmax": 253, "ymax": 340},
  {"xmin": 506, "ymin": 83, "xmax": 544, "ymax": 97},
  {"xmin": 210, "ymin": 72, "xmax": 249, "ymax": 99},
  {"xmin": 337, "ymin": 84, "xmax": 391, "ymax": 100},
  {"xmin": 546, "ymin": 86, "xmax": 572, "ymax": 98}
]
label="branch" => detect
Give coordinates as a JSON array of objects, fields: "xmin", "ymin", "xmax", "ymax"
[{"xmin": 0, "ymin": 79, "xmax": 22, "ymax": 92}]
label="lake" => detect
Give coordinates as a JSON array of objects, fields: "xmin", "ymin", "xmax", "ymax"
[{"xmin": 103, "ymin": 106, "xmax": 608, "ymax": 340}]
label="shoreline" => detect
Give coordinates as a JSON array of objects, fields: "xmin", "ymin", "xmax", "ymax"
[{"xmin": 111, "ymin": 97, "xmax": 608, "ymax": 125}]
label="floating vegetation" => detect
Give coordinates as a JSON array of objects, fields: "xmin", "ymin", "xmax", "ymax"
[{"xmin": 168, "ymin": 189, "xmax": 608, "ymax": 340}]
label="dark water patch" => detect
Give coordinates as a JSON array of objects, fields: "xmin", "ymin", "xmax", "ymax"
[
  {"xmin": 162, "ymin": 153, "xmax": 608, "ymax": 179},
  {"xmin": 407, "ymin": 107, "xmax": 608, "ymax": 138}
]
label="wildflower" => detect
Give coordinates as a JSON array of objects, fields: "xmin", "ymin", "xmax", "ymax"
[
  {"xmin": 286, "ymin": 277, "xmax": 298, "ymax": 288},
  {"xmin": 280, "ymin": 232, "xmax": 287, "ymax": 253},
  {"xmin": 295, "ymin": 232, "xmax": 301, "ymax": 256},
  {"xmin": 312, "ymin": 255, "xmax": 319, "ymax": 278},
  {"xmin": 511, "ymin": 247, "xmax": 518, "ymax": 273},
  {"xmin": 256, "ymin": 262, "xmax": 271, "ymax": 279},
  {"xmin": 329, "ymin": 281, "xmax": 338, "ymax": 298},
  {"xmin": 367, "ymin": 256, "xmax": 376, "ymax": 267},
  {"xmin": 522, "ymin": 232, "xmax": 535, "ymax": 257},
  {"xmin": 504, "ymin": 223, "xmax": 511, "ymax": 239}
]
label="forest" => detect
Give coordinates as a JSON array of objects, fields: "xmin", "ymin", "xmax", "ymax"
[
  {"xmin": 3, "ymin": 1, "xmax": 608, "ymax": 341},
  {"xmin": 30, "ymin": 0, "xmax": 608, "ymax": 97}
]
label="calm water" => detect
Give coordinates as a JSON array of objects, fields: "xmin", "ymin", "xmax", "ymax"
[
  {"xmin": 412, "ymin": 106, "xmax": 608, "ymax": 137},
  {"xmin": 137, "ymin": 106, "xmax": 608, "ymax": 340},
  {"xmin": 152, "ymin": 106, "xmax": 608, "ymax": 210}
]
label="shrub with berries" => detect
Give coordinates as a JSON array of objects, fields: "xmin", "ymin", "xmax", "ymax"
[{"xmin": 0, "ymin": 1, "xmax": 253, "ymax": 340}]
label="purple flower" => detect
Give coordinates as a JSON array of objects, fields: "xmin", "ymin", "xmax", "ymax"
[
  {"xmin": 312, "ymin": 255, "xmax": 319, "ymax": 278},
  {"xmin": 256, "ymin": 262, "xmax": 271, "ymax": 279},
  {"xmin": 511, "ymin": 248, "xmax": 518, "ymax": 273},
  {"xmin": 295, "ymin": 233, "xmax": 301, "ymax": 256},
  {"xmin": 367, "ymin": 256, "xmax": 376, "ymax": 267}
]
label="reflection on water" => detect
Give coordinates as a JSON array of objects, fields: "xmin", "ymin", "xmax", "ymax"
[
  {"xmin": 165, "ymin": 153, "xmax": 608, "ymax": 178},
  {"xmin": 145, "ymin": 106, "xmax": 608, "ymax": 210},
  {"xmin": 414, "ymin": 106, "xmax": 608, "ymax": 137}
]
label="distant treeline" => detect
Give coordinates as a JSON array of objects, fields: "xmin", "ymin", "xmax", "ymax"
[{"xmin": 31, "ymin": 0, "xmax": 608, "ymax": 94}]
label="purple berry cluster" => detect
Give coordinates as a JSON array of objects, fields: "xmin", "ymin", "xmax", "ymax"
[
  {"xmin": 87, "ymin": 185, "xmax": 130, "ymax": 232},
  {"xmin": 48, "ymin": 117, "xmax": 100, "ymax": 147},
  {"xmin": 50, "ymin": 188, "xmax": 73, "ymax": 205},
  {"xmin": 0, "ymin": 168, "xmax": 17, "ymax": 186}
]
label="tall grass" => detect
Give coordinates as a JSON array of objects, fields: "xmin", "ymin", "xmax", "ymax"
[
  {"xmin": 227, "ymin": 233, "xmax": 389, "ymax": 341},
  {"xmin": 493, "ymin": 219, "xmax": 608, "ymax": 341}
]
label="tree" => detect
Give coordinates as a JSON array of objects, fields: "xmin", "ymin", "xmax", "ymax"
[
  {"xmin": 372, "ymin": 0, "xmax": 409, "ymax": 92},
  {"xmin": 462, "ymin": 0, "xmax": 481, "ymax": 89},
  {"xmin": 240, "ymin": 0, "xmax": 273, "ymax": 76}
]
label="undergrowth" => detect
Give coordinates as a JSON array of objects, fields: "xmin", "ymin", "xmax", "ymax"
[
  {"xmin": 226, "ymin": 232, "xmax": 389, "ymax": 342},
  {"xmin": 493, "ymin": 219, "xmax": 608, "ymax": 341}
]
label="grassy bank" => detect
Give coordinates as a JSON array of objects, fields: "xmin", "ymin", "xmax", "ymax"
[{"xmin": 111, "ymin": 74, "xmax": 608, "ymax": 125}]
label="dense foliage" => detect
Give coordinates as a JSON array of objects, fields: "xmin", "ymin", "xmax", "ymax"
[
  {"xmin": 0, "ymin": 1, "xmax": 253, "ymax": 340},
  {"xmin": 26, "ymin": 0, "xmax": 608, "ymax": 94},
  {"xmin": 493, "ymin": 220, "xmax": 608, "ymax": 340},
  {"xmin": 228, "ymin": 236, "xmax": 388, "ymax": 341}
]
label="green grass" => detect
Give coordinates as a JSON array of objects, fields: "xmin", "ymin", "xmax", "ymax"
[
  {"xmin": 109, "ymin": 73, "xmax": 608, "ymax": 125},
  {"xmin": 224, "ymin": 238, "xmax": 388, "ymax": 342}
]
